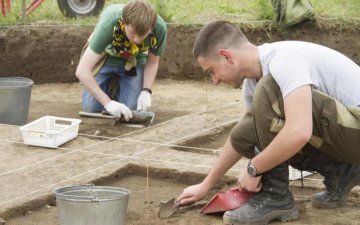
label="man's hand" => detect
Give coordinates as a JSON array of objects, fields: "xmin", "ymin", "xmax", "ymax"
[
  {"xmin": 104, "ymin": 100, "xmax": 133, "ymax": 121},
  {"xmin": 137, "ymin": 90, "xmax": 152, "ymax": 111},
  {"xmin": 237, "ymin": 171, "xmax": 262, "ymax": 192},
  {"xmin": 176, "ymin": 183, "xmax": 209, "ymax": 206}
]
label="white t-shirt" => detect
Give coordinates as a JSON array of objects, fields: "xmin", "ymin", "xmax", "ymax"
[{"xmin": 243, "ymin": 41, "xmax": 360, "ymax": 111}]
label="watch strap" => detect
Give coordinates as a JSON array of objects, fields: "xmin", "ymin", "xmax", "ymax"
[{"xmin": 247, "ymin": 160, "xmax": 262, "ymax": 177}]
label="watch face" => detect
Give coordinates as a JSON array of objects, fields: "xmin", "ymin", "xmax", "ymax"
[{"xmin": 247, "ymin": 161, "xmax": 257, "ymax": 177}]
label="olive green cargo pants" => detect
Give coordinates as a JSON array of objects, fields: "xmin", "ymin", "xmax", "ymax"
[{"xmin": 230, "ymin": 75, "xmax": 360, "ymax": 163}]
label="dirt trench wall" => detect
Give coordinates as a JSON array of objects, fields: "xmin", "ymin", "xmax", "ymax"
[{"xmin": 0, "ymin": 21, "xmax": 359, "ymax": 84}]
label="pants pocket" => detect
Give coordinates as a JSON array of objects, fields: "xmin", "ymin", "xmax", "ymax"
[{"xmin": 320, "ymin": 99, "xmax": 337, "ymax": 143}]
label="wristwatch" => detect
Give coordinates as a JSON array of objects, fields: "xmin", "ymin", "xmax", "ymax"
[{"xmin": 247, "ymin": 160, "xmax": 261, "ymax": 177}]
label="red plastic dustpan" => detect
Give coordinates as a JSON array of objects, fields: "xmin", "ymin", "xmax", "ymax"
[{"xmin": 201, "ymin": 187, "xmax": 253, "ymax": 214}]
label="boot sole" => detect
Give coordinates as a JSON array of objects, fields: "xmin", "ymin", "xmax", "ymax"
[
  {"xmin": 223, "ymin": 205, "xmax": 299, "ymax": 225},
  {"xmin": 312, "ymin": 198, "xmax": 346, "ymax": 209}
]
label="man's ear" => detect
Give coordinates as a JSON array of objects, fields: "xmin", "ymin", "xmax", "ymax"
[{"xmin": 219, "ymin": 49, "xmax": 234, "ymax": 64}]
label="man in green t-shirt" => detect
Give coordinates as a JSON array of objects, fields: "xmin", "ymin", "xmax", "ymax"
[{"xmin": 76, "ymin": 0, "xmax": 167, "ymax": 121}]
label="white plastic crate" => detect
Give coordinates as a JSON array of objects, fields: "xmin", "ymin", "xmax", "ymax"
[{"xmin": 20, "ymin": 116, "xmax": 81, "ymax": 148}]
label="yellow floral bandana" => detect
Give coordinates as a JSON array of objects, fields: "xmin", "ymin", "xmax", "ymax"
[{"xmin": 106, "ymin": 18, "xmax": 157, "ymax": 60}]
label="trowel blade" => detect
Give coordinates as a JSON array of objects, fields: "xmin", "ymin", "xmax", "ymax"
[
  {"xmin": 158, "ymin": 198, "xmax": 179, "ymax": 218},
  {"xmin": 78, "ymin": 110, "xmax": 155, "ymax": 127}
]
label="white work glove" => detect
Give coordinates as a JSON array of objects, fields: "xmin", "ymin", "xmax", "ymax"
[
  {"xmin": 104, "ymin": 100, "xmax": 133, "ymax": 121},
  {"xmin": 137, "ymin": 90, "xmax": 152, "ymax": 112}
]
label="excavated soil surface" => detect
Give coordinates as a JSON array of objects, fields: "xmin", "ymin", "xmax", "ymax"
[
  {"xmin": 3, "ymin": 80, "xmax": 360, "ymax": 225},
  {"xmin": 1, "ymin": 20, "xmax": 360, "ymax": 83},
  {"xmin": 6, "ymin": 167, "xmax": 360, "ymax": 225},
  {"xmin": 1, "ymin": 20, "xmax": 360, "ymax": 224}
]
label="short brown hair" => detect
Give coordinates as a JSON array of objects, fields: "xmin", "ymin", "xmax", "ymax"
[
  {"xmin": 122, "ymin": 0, "xmax": 157, "ymax": 36},
  {"xmin": 193, "ymin": 21, "xmax": 248, "ymax": 59}
]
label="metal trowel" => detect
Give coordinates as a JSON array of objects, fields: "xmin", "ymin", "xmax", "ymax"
[
  {"xmin": 78, "ymin": 110, "xmax": 155, "ymax": 127},
  {"xmin": 158, "ymin": 198, "xmax": 207, "ymax": 218},
  {"xmin": 158, "ymin": 198, "xmax": 181, "ymax": 218}
]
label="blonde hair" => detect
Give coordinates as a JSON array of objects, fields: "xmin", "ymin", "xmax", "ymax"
[{"xmin": 122, "ymin": 0, "xmax": 157, "ymax": 36}]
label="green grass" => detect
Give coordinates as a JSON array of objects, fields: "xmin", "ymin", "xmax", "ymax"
[{"xmin": 0, "ymin": 0, "xmax": 359, "ymax": 26}]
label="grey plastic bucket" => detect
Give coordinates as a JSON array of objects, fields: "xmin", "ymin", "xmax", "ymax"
[
  {"xmin": 54, "ymin": 185, "xmax": 131, "ymax": 225},
  {"xmin": 0, "ymin": 77, "xmax": 34, "ymax": 125}
]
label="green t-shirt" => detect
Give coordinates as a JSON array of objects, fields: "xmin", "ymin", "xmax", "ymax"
[{"xmin": 89, "ymin": 4, "xmax": 167, "ymax": 66}]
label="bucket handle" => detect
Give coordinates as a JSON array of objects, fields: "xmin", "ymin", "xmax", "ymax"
[{"xmin": 54, "ymin": 184, "xmax": 100, "ymax": 203}]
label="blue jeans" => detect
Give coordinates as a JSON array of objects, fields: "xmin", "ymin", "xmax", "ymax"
[{"xmin": 82, "ymin": 64, "xmax": 144, "ymax": 112}]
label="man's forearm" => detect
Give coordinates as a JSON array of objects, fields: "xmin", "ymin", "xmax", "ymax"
[
  {"xmin": 76, "ymin": 47, "xmax": 111, "ymax": 106},
  {"xmin": 252, "ymin": 123, "xmax": 309, "ymax": 174},
  {"xmin": 143, "ymin": 54, "xmax": 159, "ymax": 89},
  {"xmin": 202, "ymin": 138, "xmax": 243, "ymax": 189},
  {"xmin": 80, "ymin": 73, "xmax": 111, "ymax": 106}
]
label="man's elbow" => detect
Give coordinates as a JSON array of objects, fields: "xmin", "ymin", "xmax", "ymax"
[
  {"xmin": 296, "ymin": 127, "xmax": 312, "ymax": 145},
  {"xmin": 75, "ymin": 70, "xmax": 80, "ymax": 80},
  {"xmin": 75, "ymin": 66, "xmax": 85, "ymax": 80}
]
